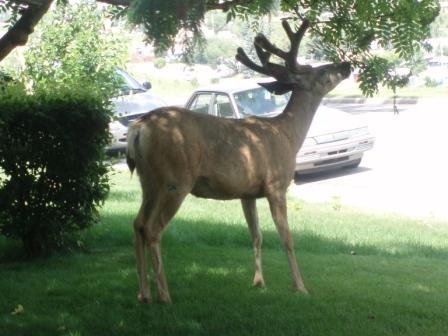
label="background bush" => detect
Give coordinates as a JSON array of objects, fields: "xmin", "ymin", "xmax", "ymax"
[
  {"xmin": 22, "ymin": 0, "xmax": 129, "ymax": 98},
  {"xmin": 0, "ymin": 87, "xmax": 111, "ymax": 257},
  {"xmin": 153, "ymin": 57, "xmax": 166, "ymax": 69}
]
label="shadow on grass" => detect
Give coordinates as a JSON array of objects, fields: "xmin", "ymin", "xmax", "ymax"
[
  {"xmin": 3, "ymin": 183, "xmax": 448, "ymax": 263},
  {"xmin": 90, "ymin": 210, "xmax": 448, "ymax": 261},
  {"xmin": 3, "ymin": 203, "xmax": 447, "ymax": 263}
]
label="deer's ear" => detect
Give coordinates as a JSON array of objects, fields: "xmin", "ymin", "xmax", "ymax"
[{"xmin": 258, "ymin": 81, "xmax": 294, "ymax": 95}]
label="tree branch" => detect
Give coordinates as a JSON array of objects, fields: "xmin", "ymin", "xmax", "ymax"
[
  {"xmin": 206, "ymin": 0, "xmax": 256, "ymax": 11},
  {"xmin": 95, "ymin": 0, "xmax": 131, "ymax": 6},
  {"xmin": 96, "ymin": 0, "xmax": 258, "ymax": 11},
  {"xmin": 0, "ymin": 0, "xmax": 53, "ymax": 61}
]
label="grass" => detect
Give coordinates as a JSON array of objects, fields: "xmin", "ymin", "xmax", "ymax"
[{"xmin": 1, "ymin": 170, "xmax": 448, "ymax": 335}]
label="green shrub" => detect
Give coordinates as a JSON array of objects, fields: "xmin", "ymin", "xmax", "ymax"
[
  {"xmin": 424, "ymin": 76, "xmax": 439, "ymax": 87},
  {"xmin": 153, "ymin": 58, "xmax": 166, "ymax": 69},
  {"xmin": 0, "ymin": 87, "xmax": 111, "ymax": 257}
]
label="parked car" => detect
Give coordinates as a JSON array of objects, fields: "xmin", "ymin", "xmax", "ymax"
[
  {"xmin": 107, "ymin": 69, "xmax": 167, "ymax": 154},
  {"xmin": 185, "ymin": 80, "xmax": 375, "ymax": 174}
]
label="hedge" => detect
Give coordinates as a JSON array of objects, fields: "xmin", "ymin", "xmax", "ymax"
[{"xmin": 0, "ymin": 87, "xmax": 111, "ymax": 256}]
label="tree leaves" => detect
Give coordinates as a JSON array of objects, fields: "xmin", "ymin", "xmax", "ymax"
[
  {"xmin": 127, "ymin": 0, "xmax": 207, "ymax": 56},
  {"xmin": 1, "ymin": 0, "xmax": 441, "ymax": 97},
  {"xmin": 284, "ymin": 0, "xmax": 440, "ymax": 96},
  {"xmin": 22, "ymin": 0, "xmax": 128, "ymax": 100}
]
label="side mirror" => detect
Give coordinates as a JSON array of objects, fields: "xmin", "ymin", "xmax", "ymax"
[{"xmin": 142, "ymin": 81, "xmax": 152, "ymax": 90}]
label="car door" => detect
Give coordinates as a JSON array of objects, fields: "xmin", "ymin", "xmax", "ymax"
[
  {"xmin": 212, "ymin": 93, "xmax": 235, "ymax": 118},
  {"xmin": 187, "ymin": 92, "xmax": 214, "ymax": 115},
  {"xmin": 187, "ymin": 92, "xmax": 236, "ymax": 118}
]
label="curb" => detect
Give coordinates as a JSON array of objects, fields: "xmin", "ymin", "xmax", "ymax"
[{"xmin": 323, "ymin": 96, "xmax": 419, "ymax": 105}]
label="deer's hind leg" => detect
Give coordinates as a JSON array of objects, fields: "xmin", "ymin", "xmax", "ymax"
[
  {"xmin": 142, "ymin": 185, "xmax": 190, "ymax": 303},
  {"xmin": 241, "ymin": 199, "xmax": 265, "ymax": 287},
  {"xmin": 134, "ymin": 200, "xmax": 152, "ymax": 303}
]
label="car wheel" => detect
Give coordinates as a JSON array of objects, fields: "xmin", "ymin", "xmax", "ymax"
[{"xmin": 344, "ymin": 158, "xmax": 362, "ymax": 169}]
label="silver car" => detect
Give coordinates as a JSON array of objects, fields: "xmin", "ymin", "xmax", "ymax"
[
  {"xmin": 107, "ymin": 69, "xmax": 167, "ymax": 154},
  {"xmin": 185, "ymin": 80, "xmax": 375, "ymax": 174}
]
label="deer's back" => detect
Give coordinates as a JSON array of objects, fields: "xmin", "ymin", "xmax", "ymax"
[{"xmin": 130, "ymin": 106, "xmax": 296, "ymax": 199}]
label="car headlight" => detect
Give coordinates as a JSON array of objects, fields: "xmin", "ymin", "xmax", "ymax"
[
  {"xmin": 109, "ymin": 120, "xmax": 127, "ymax": 133},
  {"xmin": 302, "ymin": 137, "xmax": 317, "ymax": 146}
]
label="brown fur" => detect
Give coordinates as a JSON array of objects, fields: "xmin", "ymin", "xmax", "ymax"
[{"xmin": 127, "ymin": 20, "xmax": 351, "ymax": 303}]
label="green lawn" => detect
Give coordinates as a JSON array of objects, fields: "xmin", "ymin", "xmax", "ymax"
[{"xmin": 1, "ymin": 170, "xmax": 448, "ymax": 336}]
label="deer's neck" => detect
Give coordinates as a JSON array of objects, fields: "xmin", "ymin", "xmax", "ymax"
[{"xmin": 278, "ymin": 90, "xmax": 323, "ymax": 153}]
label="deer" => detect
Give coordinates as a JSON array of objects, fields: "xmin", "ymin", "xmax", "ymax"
[{"xmin": 126, "ymin": 18, "xmax": 351, "ymax": 303}]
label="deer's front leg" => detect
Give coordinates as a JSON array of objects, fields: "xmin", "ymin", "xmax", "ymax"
[
  {"xmin": 241, "ymin": 199, "xmax": 265, "ymax": 287},
  {"xmin": 267, "ymin": 192, "xmax": 308, "ymax": 294}
]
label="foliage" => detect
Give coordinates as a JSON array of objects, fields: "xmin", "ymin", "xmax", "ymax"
[
  {"xmin": 124, "ymin": 0, "xmax": 440, "ymax": 95},
  {"xmin": 0, "ymin": 70, "xmax": 13, "ymax": 90},
  {"xmin": 0, "ymin": 0, "xmax": 441, "ymax": 97},
  {"xmin": 424, "ymin": 76, "xmax": 440, "ymax": 87},
  {"xmin": 357, "ymin": 56, "xmax": 407, "ymax": 97},
  {"xmin": 194, "ymin": 36, "xmax": 240, "ymax": 67},
  {"xmin": 281, "ymin": 0, "xmax": 440, "ymax": 96},
  {"xmin": 124, "ymin": 0, "xmax": 274, "ymax": 59},
  {"xmin": 126, "ymin": 0, "xmax": 207, "ymax": 58},
  {"xmin": 431, "ymin": 7, "xmax": 448, "ymax": 41},
  {"xmin": 0, "ymin": 0, "xmax": 27, "ymax": 26},
  {"xmin": 0, "ymin": 87, "xmax": 111, "ymax": 257},
  {"xmin": 153, "ymin": 57, "xmax": 166, "ymax": 69},
  {"xmin": 23, "ymin": 0, "xmax": 128, "ymax": 99}
]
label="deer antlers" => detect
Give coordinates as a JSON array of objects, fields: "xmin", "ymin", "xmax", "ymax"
[{"xmin": 236, "ymin": 19, "xmax": 311, "ymax": 83}]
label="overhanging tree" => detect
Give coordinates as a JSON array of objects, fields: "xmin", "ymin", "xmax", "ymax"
[{"xmin": 0, "ymin": 0, "xmax": 441, "ymax": 95}]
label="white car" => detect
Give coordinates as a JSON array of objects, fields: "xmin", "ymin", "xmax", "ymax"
[
  {"xmin": 295, "ymin": 105, "xmax": 373, "ymax": 173},
  {"xmin": 185, "ymin": 80, "xmax": 375, "ymax": 174},
  {"xmin": 107, "ymin": 69, "xmax": 167, "ymax": 154}
]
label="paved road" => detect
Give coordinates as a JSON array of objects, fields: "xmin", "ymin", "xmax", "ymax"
[{"xmin": 290, "ymin": 99, "xmax": 448, "ymax": 220}]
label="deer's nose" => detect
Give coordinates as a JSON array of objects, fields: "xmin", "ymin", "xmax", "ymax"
[{"xmin": 340, "ymin": 62, "xmax": 351, "ymax": 77}]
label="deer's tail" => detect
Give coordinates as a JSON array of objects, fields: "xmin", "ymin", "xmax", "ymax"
[{"xmin": 126, "ymin": 122, "xmax": 142, "ymax": 176}]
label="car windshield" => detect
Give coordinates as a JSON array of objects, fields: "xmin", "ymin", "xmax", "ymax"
[
  {"xmin": 233, "ymin": 87, "xmax": 289, "ymax": 116},
  {"xmin": 116, "ymin": 69, "xmax": 145, "ymax": 94}
]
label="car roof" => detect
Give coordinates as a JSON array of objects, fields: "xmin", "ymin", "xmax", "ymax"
[{"xmin": 194, "ymin": 78, "xmax": 274, "ymax": 94}]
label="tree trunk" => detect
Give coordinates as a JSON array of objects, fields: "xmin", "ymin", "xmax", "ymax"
[{"xmin": 0, "ymin": 0, "xmax": 53, "ymax": 62}]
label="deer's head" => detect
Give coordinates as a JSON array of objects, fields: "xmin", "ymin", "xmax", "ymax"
[{"xmin": 236, "ymin": 19, "xmax": 351, "ymax": 97}]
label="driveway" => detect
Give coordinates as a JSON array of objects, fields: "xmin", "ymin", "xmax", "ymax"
[{"xmin": 289, "ymin": 98, "xmax": 448, "ymax": 220}]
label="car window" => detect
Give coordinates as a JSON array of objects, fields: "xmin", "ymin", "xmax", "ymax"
[
  {"xmin": 115, "ymin": 69, "xmax": 146, "ymax": 94},
  {"xmin": 214, "ymin": 94, "xmax": 234, "ymax": 118},
  {"xmin": 189, "ymin": 93, "xmax": 212, "ymax": 114},
  {"xmin": 234, "ymin": 87, "xmax": 289, "ymax": 116}
]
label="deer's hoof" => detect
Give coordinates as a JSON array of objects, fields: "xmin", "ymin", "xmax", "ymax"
[
  {"xmin": 253, "ymin": 277, "xmax": 265, "ymax": 288},
  {"xmin": 138, "ymin": 293, "xmax": 151, "ymax": 304},
  {"xmin": 252, "ymin": 272, "xmax": 265, "ymax": 288},
  {"xmin": 293, "ymin": 285, "xmax": 309, "ymax": 295}
]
